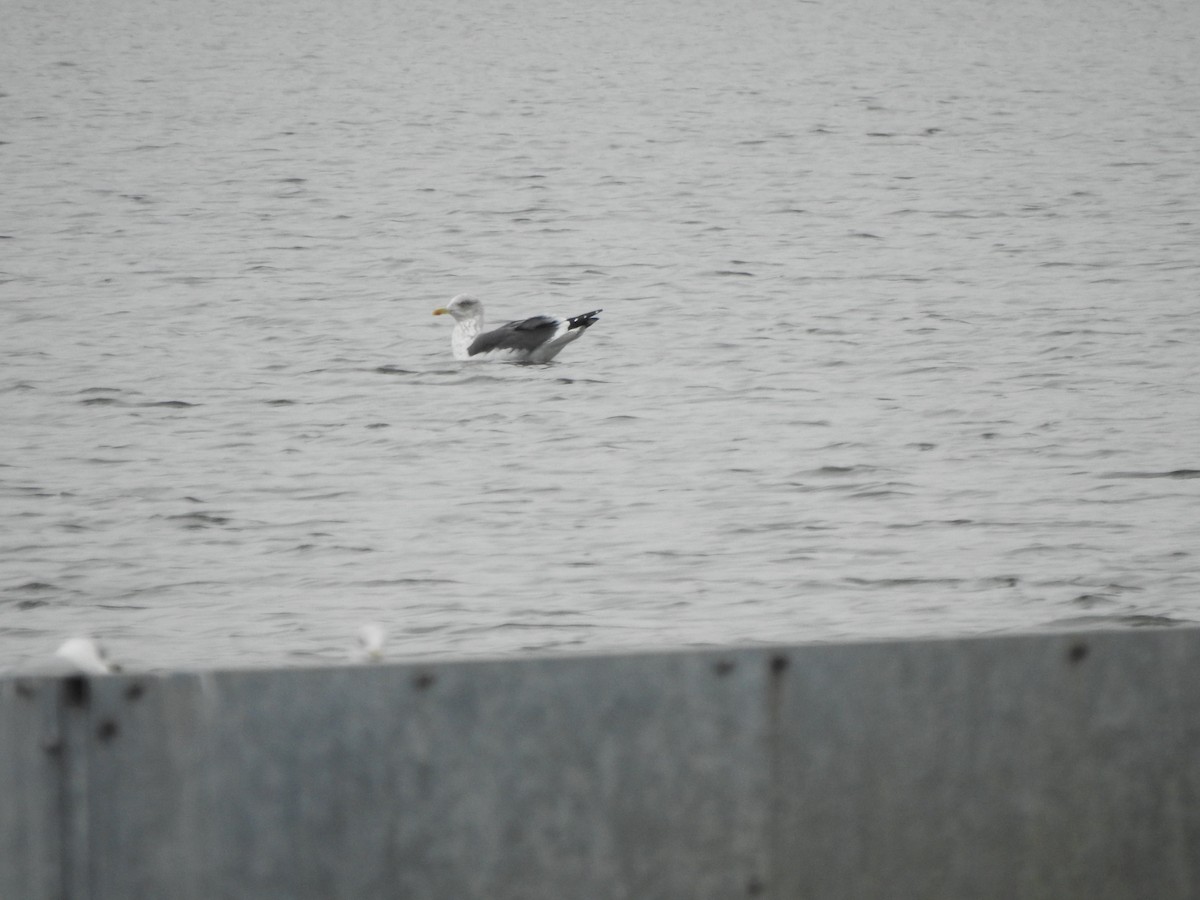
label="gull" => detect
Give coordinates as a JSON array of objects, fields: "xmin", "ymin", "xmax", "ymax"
[
  {"xmin": 355, "ymin": 623, "xmax": 386, "ymax": 663},
  {"xmin": 433, "ymin": 294, "xmax": 601, "ymax": 362},
  {"xmin": 55, "ymin": 637, "xmax": 119, "ymax": 674}
]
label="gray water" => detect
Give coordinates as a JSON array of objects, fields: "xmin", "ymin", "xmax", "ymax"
[{"xmin": 3, "ymin": 0, "xmax": 1199, "ymax": 670}]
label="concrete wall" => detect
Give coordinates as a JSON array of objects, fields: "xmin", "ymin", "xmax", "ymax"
[{"xmin": 3, "ymin": 628, "xmax": 1199, "ymax": 899}]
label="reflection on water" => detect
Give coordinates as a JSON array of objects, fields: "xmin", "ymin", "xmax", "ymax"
[{"xmin": 2, "ymin": 0, "xmax": 1199, "ymax": 670}]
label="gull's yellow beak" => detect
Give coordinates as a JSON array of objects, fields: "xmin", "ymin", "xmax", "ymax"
[{"xmin": 432, "ymin": 308, "xmax": 449, "ymax": 316}]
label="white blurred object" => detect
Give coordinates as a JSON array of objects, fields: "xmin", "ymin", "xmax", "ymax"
[
  {"xmin": 54, "ymin": 637, "xmax": 118, "ymax": 674},
  {"xmin": 355, "ymin": 624, "xmax": 386, "ymax": 662}
]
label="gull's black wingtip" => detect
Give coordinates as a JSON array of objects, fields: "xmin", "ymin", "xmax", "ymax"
[{"xmin": 567, "ymin": 309, "xmax": 603, "ymax": 330}]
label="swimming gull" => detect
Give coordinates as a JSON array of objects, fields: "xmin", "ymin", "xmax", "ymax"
[
  {"xmin": 55, "ymin": 637, "xmax": 118, "ymax": 674},
  {"xmin": 354, "ymin": 623, "xmax": 386, "ymax": 663},
  {"xmin": 433, "ymin": 294, "xmax": 602, "ymax": 362}
]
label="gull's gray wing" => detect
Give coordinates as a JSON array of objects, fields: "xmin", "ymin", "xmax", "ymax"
[{"xmin": 468, "ymin": 315, "xmax": 561, "ymax": 356}]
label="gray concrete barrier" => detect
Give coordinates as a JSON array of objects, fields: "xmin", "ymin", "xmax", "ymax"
[{"xmin": 3, "ymin": 628, "xmax": 1199, "ymax": 899}]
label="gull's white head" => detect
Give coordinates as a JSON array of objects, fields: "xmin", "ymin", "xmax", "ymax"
[
  {"xmin": 432, "ymin": 294, "xmax": 484, "ymax": 323},
  {"xmin": 55, "ymin": 637, "xmax": 117, "ymax": 675},
  {"xmin": 355, "ymin": 623, "xmax": 387, "ymax": 663}
]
